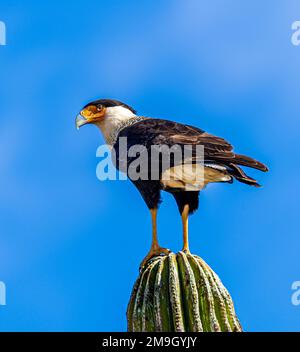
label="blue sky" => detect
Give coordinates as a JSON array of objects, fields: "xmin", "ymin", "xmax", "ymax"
[{"xmin": 0, "ymin": 0, "xmax": 299, "ymax": 331}]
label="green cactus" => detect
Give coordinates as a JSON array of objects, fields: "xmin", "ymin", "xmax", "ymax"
[{"xmin": 127, "ymin": 251, "xmax": 242, "ymax": 332}]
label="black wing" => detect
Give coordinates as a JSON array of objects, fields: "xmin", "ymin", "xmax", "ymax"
[{"xmin": 115, "ymin": 118, "xmax": 268, "ymax": 173}]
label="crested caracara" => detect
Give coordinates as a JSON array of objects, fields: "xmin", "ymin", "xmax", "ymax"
[{"xmin": 76, "ymin": 99, "xmax": 268, "ymax": 267}]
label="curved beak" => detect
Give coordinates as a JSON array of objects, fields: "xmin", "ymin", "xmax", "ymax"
[{"xmin": 75, "ymin": 114, "xmax": 89, "ymax": 130}]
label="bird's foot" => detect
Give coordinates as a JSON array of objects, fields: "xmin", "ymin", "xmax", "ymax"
[
  {"xmin": 139, "ymin": 246, "xmax": 171, "ymax": 270},
  {"xmin": 182, "ymin": 247, "xmax": 191, "ymax": 255}
]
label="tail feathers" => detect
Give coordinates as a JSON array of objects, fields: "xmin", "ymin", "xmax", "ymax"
[
  {"xmin": 233, "ymin": 154, "xmax": 268, "ymax": 172},
  {"xmin": 228, "ymin": 163, "xmax": 261, "ymax": 187}
]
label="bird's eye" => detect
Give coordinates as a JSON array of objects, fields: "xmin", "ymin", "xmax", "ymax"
[{"xmin": 97, "ymin": 104, "xmax": 103, "ymax": 111}]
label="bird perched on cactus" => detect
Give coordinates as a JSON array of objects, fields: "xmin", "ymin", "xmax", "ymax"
[{"xmin": 76, "ymin": 99, "xmax": 268, "ymax": 267}]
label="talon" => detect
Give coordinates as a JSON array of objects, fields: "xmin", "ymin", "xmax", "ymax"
[{"xmin": 140, "ymin": 247, "xmax": 170, "ymax": 269}]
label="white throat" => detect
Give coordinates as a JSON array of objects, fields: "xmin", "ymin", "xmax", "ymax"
[{"xmin": 95, "ymin": 106, "xmax": 144, "ymax": 146}]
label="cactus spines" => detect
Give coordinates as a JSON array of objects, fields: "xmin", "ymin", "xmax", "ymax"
[{"xmin": 127, "ymin": 251, "xmax": 242, "ymax": 332}]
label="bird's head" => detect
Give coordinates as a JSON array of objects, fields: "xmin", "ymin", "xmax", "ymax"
[{"xmin": 75, "ymin": 99, "xmax": 137, "ymax": 130}]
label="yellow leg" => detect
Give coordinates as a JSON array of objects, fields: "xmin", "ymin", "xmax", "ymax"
[
  {"xmin": 140, "ymin": 209, "xmax": 170, "ymax": 268},
  {"xmin": 151, "ymin": 208, "xmax": 159, "ymax": 250},
  {"xmin": 182, "ymin": 204, "xmax": 190, "ymax": 253}
]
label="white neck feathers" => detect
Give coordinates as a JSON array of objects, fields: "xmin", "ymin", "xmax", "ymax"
[{"xmin": 95, "ymin": 106, "xmax": 143, "ymax": 146}]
